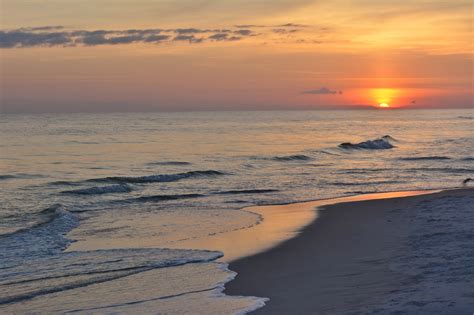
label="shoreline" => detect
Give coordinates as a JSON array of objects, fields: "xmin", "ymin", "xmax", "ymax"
[
  {"xmin": 144, "ymin": 190, "xmax": 441, "ymax": 262},
  {"xmin": 225, "ymin": 188, "xmax": 474, "ymax": 314},
  {"xmin": 67, "ymin": 184, "xmax": 442, "ymax": 262}
]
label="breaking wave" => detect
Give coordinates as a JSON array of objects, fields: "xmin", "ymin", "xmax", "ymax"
[
  {"xmin": 339, "ymin": 136, "xmax": 395, "ymax": 150},
  {"xmin": 0, "ymin": 205, "xmax": 79, "ymax": 261},
  {"xmin": 61, "ymin": 184, "xmax": 132, "ymax": 195}
]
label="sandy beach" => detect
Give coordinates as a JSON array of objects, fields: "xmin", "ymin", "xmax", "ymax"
[{"xmin": 226, "ymin": 188, "xmax": 474, "ymax": 314}]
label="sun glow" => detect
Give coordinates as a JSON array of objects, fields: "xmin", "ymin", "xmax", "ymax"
[{"xmin": 370, "ymin": 88, "xmax": 399, "ymax": 109}]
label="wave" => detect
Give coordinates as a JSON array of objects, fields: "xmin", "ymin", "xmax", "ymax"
[
  {"xmin": 338, "ymin": 168, "xmax": 393, "ymax": 174},
  {"xmin": 0, "ymin": 205, "xmax": 79, "ymax": 261},
  {"xmin": 49, "ymin": 180, "xmax": 83, "ymax": 186},
  {"xmin": 125, "ymin": 194, "xmax": 205, "ymax": 203},
  {"xmin": 215, "ymin": 189, "xmax": 278, "ymax": 195},
  {"xmin": 458, "ymin": 116, "xmax": 473, "ymax": 120},
  {"xmin": 408, "ymin": 167, "xmax": 474, "ymax": 174},
  {"xmin": 65, "ymin": 140, "xmax": 100, "ymax": 145},
  {"xmin": 1, "ymin": 204, "xmax": 71, "ymax": 237},
  {"xmin": 381, "ymin": 135, "xmax": 397, "ymax": 141},
  {"xmin": 398, "ymin": 156, "xmax": 452, "ymax": 161},
  {"xmin": 61, "ymin": 184, "xmax": 132, "ymax": 195},
  {"xmin": 339, "ymin": 136, "xmax": 395, "ymax": 150},
  {"xmin": 461, "ymin": 157, "xmax": 474, "ymax": 161},
  {"xmin": 328, "ymin": 180, "xmax": 401, "ymax": 186},
  {"xmin": 147, "ymin": 161, "xmax": 192, "ymax": 166},
  {"xmin": 0, "ymin": 175, "xmax": 16, "ymax": 180},
  {"xmin": 88, "ymin": 170, "xmax": 225, "ymax": 184},
  {"xmin": 272, "ymin": 154, "xmax": 312, "ymax": 161},
  {"xmin": 0, "ymin": 248, "xmax": 222, "ymax": 305},
  {"xmin": 0, "ymin": 174, "xmax": 45, "ymax": 181}
]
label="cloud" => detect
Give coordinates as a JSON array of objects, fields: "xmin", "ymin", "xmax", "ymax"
[
  {"xmin": 272, "ymin": 28, "xmax": 299, "ymax": 34},
  {"xmin": 144, "ymin": 35, "xmax": 171, "ymax": 43},
  {"xmin": 234, "ymin": 23, "xmax": 308, "ymax": 28},
  {"xmin": 208, "ymin": 33, "xmax": 241, "ymax": 41},
  {"xmin": 302, "ymin": 87, "xmax": 343, "ymax": 95},
  {"xmin": 173, "ymin": 35, "xmax": 204, "ymax": 43},
  {"xmin": 82, "ymin": 34, "xmax": 145, "ymax": 45},
  {"xmin": 174, "ymin": 28, "xmax": 208, "ymax": 34},
  {"xmin": 0, "ymin": 22, "xmax": 315, "ymax": 48},
  {"xmin": 234, "ymin": 29, "xmax": 253, "ymax": 36},
  {"xmin": 277, "ymin": 23, "xmax": 308, "ymax": 28},
  {"xmin": 235, "ymin": 24, "xmax": 265, "ymax": 28},
  {"xmin": 0, "ymin": 31, "xmax": 72, "ymax": 48}
]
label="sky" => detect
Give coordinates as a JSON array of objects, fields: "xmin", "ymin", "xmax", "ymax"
[{"xmin": 0, "ymin": 0, "xmax": 472, "ymax": 112}]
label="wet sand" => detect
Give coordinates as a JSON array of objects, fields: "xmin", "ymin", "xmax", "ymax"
[{"xmin": 225, "ymin": 188, "xmax": 474, "ymax": 314}]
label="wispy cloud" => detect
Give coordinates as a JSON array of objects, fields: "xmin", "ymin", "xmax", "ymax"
[{"xmin": 302, "ymin": 87, "xmax": 343, "ymax": 95}]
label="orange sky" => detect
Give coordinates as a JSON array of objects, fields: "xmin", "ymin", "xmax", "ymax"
[{"xmin": 1, "ymin": 0, "xmax": 472, "ymax": 112}]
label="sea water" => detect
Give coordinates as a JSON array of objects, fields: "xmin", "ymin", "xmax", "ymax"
[{"xmin": 0, "ymin": 110, "xmax": 472, "ymax": 313}]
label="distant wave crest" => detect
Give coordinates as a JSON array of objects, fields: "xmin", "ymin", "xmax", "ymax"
[
  {"xmin": 0, "ymin": 175, "xmax": 16, "ymax": 180},
  {"xmin": 88, "ymin": 170, "xmax": 225, "ymax": 184},
  {"xmin": 398, "ymin": 156, "xmax": 451, "ymax": 161},
  {"xmin": 215, "ymin": 189, "xmax": 278, "ymax": 195},
  {"xmin": 328, "ymin": 180, "xmax": 401, "ymax": 186},
  {"xmin": 408, "ymin": 167, "xmax": 474, "ymax": 174},
  {"xmin": 147, "ymin": 161, "xmax": 192, "ymax": 166},
  {"xmin": 339, "ymin": 136, "xmax": 395, "ymax": 150},
  {"xmin": 0, "ymin": 174, "xmax": 44, "ymax": 181},
  {"xmin": 125, "ymin": 193, "xmax": 205, "ymax": 203},
  {"xmin": 272, "ymin": 154, "xmax": 312, "ymax": 161},
  {"xmin": 61, "ymin": 184, "xmax": 132, "ymax": 195}
]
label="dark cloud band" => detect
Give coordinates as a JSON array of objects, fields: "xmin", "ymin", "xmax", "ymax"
[
  {"xmin": 0, "ymin": 23, "xmax": 323, "ymax": 48},
  {"xmin": 0, "ymin": 27, "xmax": 255, "ymax": 48}
]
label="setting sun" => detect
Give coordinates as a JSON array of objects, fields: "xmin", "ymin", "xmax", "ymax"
[{"xmin": 370, "ymin": 88, "xmax": 399, "ymax": 109}]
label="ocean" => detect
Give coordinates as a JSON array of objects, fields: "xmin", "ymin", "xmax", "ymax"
[{"xmin": 0, "ymin": 109, "xmax": 473, "ymax": 313}]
